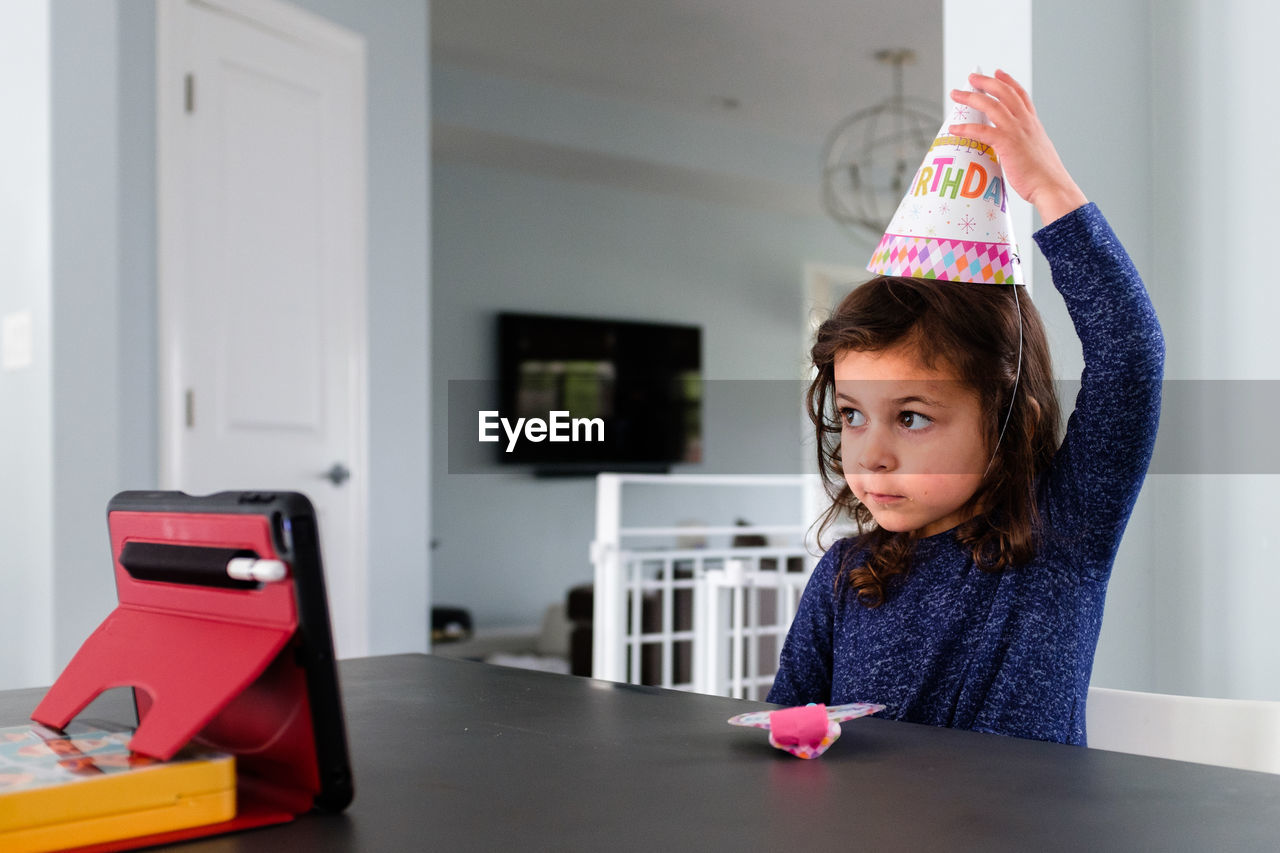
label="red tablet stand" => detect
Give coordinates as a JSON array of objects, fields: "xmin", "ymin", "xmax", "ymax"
[{"xmin": 32, "ymin": 504, "xmax": 334, "ymax": 846}]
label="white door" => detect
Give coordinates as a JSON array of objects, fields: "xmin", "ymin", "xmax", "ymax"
[{"xmin": 157, "ymin": 0, "xmax": 369, "ymax": 657}]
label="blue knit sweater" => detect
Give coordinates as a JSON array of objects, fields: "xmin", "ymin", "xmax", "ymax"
[{"xmin": 767, "ymin": 203, "xmax": 1165, "ymax": 745}]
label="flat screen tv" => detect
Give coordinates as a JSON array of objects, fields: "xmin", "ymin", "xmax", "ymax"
[{"xmin": 495, "ymin": 312, "xmax": 701, "ymax": 475}]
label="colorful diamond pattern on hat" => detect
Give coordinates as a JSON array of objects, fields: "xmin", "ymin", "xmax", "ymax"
[
  {"xmin": 867, "ymin": 90, "xmax": 1023, "ymax": 285},
  {"xmin": 869, "ymin": 233, "xmax": 1020, "ymax": 283}
]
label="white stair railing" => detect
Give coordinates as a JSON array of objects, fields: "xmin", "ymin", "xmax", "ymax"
[
  {"xmin": 590, "ymin": 474, "xmax": 820, "ymax": 697},
  {"xmin": 700, "ymin": 556, "xmax": 811, "ymax": 700}
]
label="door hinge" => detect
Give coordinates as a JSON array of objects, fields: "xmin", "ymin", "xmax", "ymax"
[
  {"xmin": 185, "ymin": 389, "xmax": 195, "ymax": 428},
  {"xmin": 184, "ymin": 73, "xmax": 195, "ymax": 113}
]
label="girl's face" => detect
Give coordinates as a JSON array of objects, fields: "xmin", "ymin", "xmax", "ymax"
[{"xmin": 834, "ymin": 343, "xmax": 989, "ymax": 538}]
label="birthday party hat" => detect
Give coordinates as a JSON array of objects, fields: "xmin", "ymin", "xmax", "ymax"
[{"xmin": 867, "ymin": 71, "xmax": 1022, "ymax": 285}]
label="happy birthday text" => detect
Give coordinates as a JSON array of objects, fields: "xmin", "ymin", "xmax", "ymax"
[{"xmin": 911, "ymin": 156, "xmax": 1007, "ymax": 211}]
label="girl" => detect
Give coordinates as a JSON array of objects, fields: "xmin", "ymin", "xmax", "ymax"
[{"xmin": 768, "ymin": 71, "xmax": 1164, "ymax": 745}]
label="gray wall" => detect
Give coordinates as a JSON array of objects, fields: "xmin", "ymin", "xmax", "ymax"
[
  {"xmin": 431, "ymin": 65, "xmax": 879, "ymax": 628},
  {"xmin": 50, "ymin": 0, "xmax": 135, "ymax": 681},
  {"xmin": 1035, "ymin": 0, "xmax": 1280, "ymax": 701},
  {"xmin": 294, "ymin": 0, "xmax": 432, "ymax": 657},
  {"xmin": 0, "ymin": 0, "xmax": 430, "ymax": 690},
  {"xmin": 1030, "ymin": 0, "xmax": 1158, "ymax": 692},
  {"xmin": 1138, "ymin": 0, "xmax": 1280, "ymax": 699}
]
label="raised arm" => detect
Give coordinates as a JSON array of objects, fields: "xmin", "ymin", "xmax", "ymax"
[
  {"xmin": 953, "ymin": 71, "xmax": 1165, "ymax": 572},
  {"xmin": 1033, "ymin": 205, "xmax": 1164, "ymax": 566}
]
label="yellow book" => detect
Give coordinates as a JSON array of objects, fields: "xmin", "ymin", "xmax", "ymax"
[{"xmin": 0, "ymin": 722, "xmax": 235, "ymax": 853}]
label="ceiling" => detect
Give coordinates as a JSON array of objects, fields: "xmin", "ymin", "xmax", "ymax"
[{"xmin": 431, "ymin": 0, "xmax": 944, "ymax": 148}]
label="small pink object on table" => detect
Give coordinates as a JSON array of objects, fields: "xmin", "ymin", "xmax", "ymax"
[
  {"xmin": 767, "ymin": 704, "xmax": 839, "ymax": 759},
  {"xmin": 769, "ymin": 704, "xmax": 830, "ymax": 747},
  {"xmin": 727, "ymin": 701, "xmax": 885, "ymax": 759}
]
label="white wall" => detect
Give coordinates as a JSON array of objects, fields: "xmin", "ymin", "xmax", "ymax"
[{"xmin": 0, "ymin": 0, "xmax": 54, "ymax": 688}]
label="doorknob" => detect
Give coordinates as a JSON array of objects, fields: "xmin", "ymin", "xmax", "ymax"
[{"xmin": 322, "ymin": 462, "xmax": 351, "ymax": 486}]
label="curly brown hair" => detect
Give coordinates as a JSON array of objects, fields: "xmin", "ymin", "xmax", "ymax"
[{"xmin": 807, "ymin": 276, "xmax": 1061, "ymax": 607}]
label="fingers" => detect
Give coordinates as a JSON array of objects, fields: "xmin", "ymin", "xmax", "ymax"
[
  {"xmin": 978, "ymin": 69, "xmax": 1033, "ymax": 113},
  {"xmin": 950, "ymin": 87, "xmax": 1013, "ymax": 129},
  {"xmin": 948, "ymin": 69, "xmax": 1042, "ymax": 146},
  {"xmin": 951, "ymin": 69, "xmax": 1035, "ymax": 127},
  {"xmin": 947, "ymin": 123, "xmax": 996, "ymax": 146},
  {"xmin": 942, "ymin": 68, "xmax": 1083, "ymax": 222}
]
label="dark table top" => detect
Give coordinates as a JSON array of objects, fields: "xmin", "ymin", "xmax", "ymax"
[{"xmin": 5, "ymin": 654, "xmax": 1280, "ymax": 852}]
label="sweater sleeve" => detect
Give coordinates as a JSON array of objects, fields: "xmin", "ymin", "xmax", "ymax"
[
  {"xmin": 766, "ymin": 541, "xmax": 843, "ymax": 706},
  {"xmin": 1033, "ymin": 203, "xmax": 1165, "ymax": 575}
]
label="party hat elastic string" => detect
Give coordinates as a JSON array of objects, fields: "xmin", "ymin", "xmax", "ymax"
[{"xmin": 984, "ymin": 284, "xmax": 1023, "ymax": 478}]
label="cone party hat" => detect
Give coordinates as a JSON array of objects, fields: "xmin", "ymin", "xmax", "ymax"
[{"xmin": 867, "ymin": 72, "xmax": 1022, "ymax": 285}]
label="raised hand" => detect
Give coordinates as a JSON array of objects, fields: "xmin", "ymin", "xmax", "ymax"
[{"xmin": 949, "ymin": 69, "xmax": 1087, "ymax": 225}]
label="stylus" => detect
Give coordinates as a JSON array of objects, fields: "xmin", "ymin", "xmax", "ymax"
[{"xmin": 226, "ymin": 557, "xmax": 288, "ymax": 583}]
